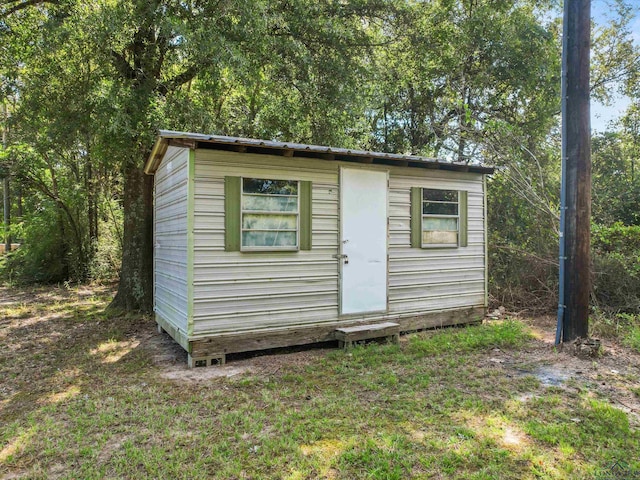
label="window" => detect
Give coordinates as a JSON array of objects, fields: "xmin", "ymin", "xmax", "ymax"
[
  {"xmin": 410, "ymin": 187, "xmax": 467, "ymax": 248},
  {"xmin": 225, "ymin": 176, "xmax": 312, "ymax": 252},
  {"xmin": 422, "ymin": 189, "xmax": 459, "ymax": 246},
  {"xmin": 241, "ymin": 178, "xmax": 299, "ymax": 250}
]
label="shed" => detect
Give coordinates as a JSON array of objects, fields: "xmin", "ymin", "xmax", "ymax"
[{"xmin": 144, "ymin": 131, "xmax": 495, "ymax": 366}]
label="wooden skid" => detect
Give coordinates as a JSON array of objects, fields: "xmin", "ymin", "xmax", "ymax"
[
  {"xmin": 187, "ymin": 307, "xmax": 485, "ymax": 361},
  {"xmin": 335, "ymin": 322, "xmax": 400, "ymax": 349}
]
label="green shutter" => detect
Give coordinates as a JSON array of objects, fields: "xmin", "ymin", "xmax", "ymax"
[
  {"xmin": 300, "ymin": 181, "xmax": 312, "ymax": 250},
  {"xmin": 410, "ymin": 187, "xmax": 422, "ymax": 248},
  {"xmin": 225, "ymin": 176, "xmax": 241, "ymax": 251},
  {"xmin": 459, "ymin": 190, "xmax": 468, "ymax": 247}
]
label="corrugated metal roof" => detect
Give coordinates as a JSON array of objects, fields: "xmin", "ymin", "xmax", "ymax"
[{"xmin": 144, "ymin": 130, "xmax": 495, "ymax": 175}]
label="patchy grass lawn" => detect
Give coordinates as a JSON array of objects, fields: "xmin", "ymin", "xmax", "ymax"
[{"xmin": 1, "ymin": 286, "xmax": 640, "ymax": 479}]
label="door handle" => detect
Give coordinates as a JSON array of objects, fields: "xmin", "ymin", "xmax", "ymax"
[{"xmin": 333, "ymin": 254, "xmax": 349, "ymax": 264}]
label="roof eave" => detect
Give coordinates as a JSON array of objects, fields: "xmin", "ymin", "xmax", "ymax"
[
  {"xmin": 143, "ymin": 131, "xmax": 495, "ymax": 175},
  {"xmin": 144, "ymin": 136, "xmax": 169, "ymax": 175}
]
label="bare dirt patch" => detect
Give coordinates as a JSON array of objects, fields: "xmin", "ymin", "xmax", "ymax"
[
  {"xmin": 483, "ymin": 315, "xmax": 640, "ymax": 424},
  {"xmin": 153, "ymin": 337, "xmax": 332, "ymax": 383}
]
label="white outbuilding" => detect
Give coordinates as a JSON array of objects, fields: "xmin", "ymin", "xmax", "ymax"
[{"xmin": 144, "ymin": 131, "xmax": 494, "ymax": 366}]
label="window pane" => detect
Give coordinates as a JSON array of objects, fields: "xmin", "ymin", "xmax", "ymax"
[
  {"xmin": 423, "ymin": 189, "xmax": 457, "ymax": 202},
  {"xmin": 423, "ymin": 231, "xmax": 458, "ymax": 245},
  {"xmin": 423, "ymin": 202, "xmax": 458, "ymax": 215},
  {"xmin": 243, "ymin": 178, "xmax": 298, "ymax": 195},
  {"xmin": 243, "ymin": 195, "xmax": 298, "ymax": 212},
  {"xmin": 242, "ymin": 231, "xmax": 297, "ymax": 247},
  {"xmin": 423, "ymin": 217, "xmax": 458, "ymax": 231},
  {"xmin": 242, "ymin": 214, "xmax": 297, "ymax": 230}
]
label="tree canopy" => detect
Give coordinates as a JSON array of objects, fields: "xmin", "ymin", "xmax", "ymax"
[{"xmin": 1, "ymin": 0, "xmax": 639, "ymax": 314}]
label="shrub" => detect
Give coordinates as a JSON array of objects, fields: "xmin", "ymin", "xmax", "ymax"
[
  {"xmin": 1, "ymin": 205, "xmax": 72, "ymax": 283},
  {"xmin": 592, "ymin": 223, "xmax": 640, "ymax": 314},
  {"xmin": 489, "ymin": 221, "xmax": 640, "ymax": 315},
  {"xmin": 88, "ymin": 217, "xmax": 122, "ymax": 282}
]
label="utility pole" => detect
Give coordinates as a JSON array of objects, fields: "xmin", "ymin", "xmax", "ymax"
[
  {"xmin": 556, "ymin": 0, "xmax": 591, "ymax": 343},
  {"xmin": 2, "ymin": 101, "xmax": 9, "ymax": 254}
]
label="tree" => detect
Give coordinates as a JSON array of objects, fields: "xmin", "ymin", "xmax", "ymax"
[
  {"xmin": 367, "ymin": 0, "xmax": 561, "ymax": 163},
  {"xmin": 592, "ymin": 105, "xmax": 640, "ymax": 226},
  {"xmin": 1, "ymin": 0, "xmax": 392, "ymax": 309},
  {"xmin": 92, "ymin": 0, "xmax": 392, "ymax": 310},
  {"xmin": 590, "ymin": 0, "xmax": 640, "ymax": 104}
]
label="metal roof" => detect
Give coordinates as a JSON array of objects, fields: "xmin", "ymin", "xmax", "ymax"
[{"xmin": 144, "ymin": 130, "xmax": 495, "ymax": 175}]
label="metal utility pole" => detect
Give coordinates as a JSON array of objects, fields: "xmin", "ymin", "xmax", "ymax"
[
  {"xmin": 556, "ymin": 0, "xmax": 591, "ymax": 343},
  {"xmin": 2, "ymin": 101, "xmax": 9, "ymax": 254}
]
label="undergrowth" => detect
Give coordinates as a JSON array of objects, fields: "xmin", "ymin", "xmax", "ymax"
[{"xmin": 590, "ymin": 311, "xmax": 640, "ymax": 353}]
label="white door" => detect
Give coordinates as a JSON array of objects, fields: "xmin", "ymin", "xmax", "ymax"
[{"xmin": 340, "ymin": 168, "xmax": 388, "ymax": 315}]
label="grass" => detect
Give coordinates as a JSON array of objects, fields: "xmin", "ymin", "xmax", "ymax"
[
  {"xmin": 1, "ymin": 286, "xmax": 640, "ymax": 479},
  {"xmin": 623, "ymin": 325, "xmax": 640, "ymax": 353},
  {"xmin": 407, "ymin": 320, "xmax": 530, "ymax": 356},
  {"xmin": 591, "ymin": 311, "xmax": 640, "ymax": 354}
]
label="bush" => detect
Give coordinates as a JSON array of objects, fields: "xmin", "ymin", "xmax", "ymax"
[
  {"xmin": 489, "ymin": 242, "xmax": 558, "ymax": 314},
  {"xmin": 592, "ymin": 223, "xmax": 640, "ymax": 314},
  {"xmin": 1, "ymin": 205, "xmax": 73, "ymax": 284},
  {"xmin": 623, "ymin": 324, "xmax": 640, "ymax": 353},
  {"xmin": 489, "ymin": 220, "xmax": 640, "ymax": 315},
  {"xmin": 88, "ymin": 217, "xmax": 122, "ymax": 282},
  {"xmin": 487, "ymin": 173, "xmax": 560, "ymax": 314},
  {"xmin": 592, "ymin": 222, "xmax": 640, "ymax": 255},
  {"xmin": 1, "ymin": 193, "xmax": 123, "ymax": 285}
]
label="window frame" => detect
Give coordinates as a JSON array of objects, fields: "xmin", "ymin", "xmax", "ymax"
[
  {"xmin": 240, "ymin": 177, "xmax": 301, "ymax": 252},
  {"xmin": 421, "ymin": 188, "xmax": 460, "ymax": 248}
]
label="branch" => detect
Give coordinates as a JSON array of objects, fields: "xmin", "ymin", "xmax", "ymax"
[
  {"xmin": 158, "ymin": 63, "xmax": 202, "ymax": 96},
  {"xmin": 0, "ymin": 0, "xmax": 58, "ymax": 17},
  {"xmin": 270, "ymin": 30, "xmax": 395, "ymax": 48},
  {"xmin": 110, "ymin": 50, "xmax": 136, "ymax": 80},
  {"xmin": 493, "ymin": 244, "xmax": 558, "ymax": 267}
]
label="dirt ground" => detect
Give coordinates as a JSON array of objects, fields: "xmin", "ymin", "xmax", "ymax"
[
  {"xmin": 144, "ymin": 305, "xmax": 640, "ymax": 427},
  {"xmin": 2, "ymin": 285, "xmax": 640, "ymax": 426},
  {"xmin": 488, "ymin": 314, "xmax": 640, "ymax": 425}
]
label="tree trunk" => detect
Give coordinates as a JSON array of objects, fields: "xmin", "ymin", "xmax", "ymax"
[
  {"xmin": 86, "ymin": 157, "xmax": 98, "ymax": 247},
  {"xmin": 2, "ymin": 102, "xmax": 9, "ymax": 253},
  {"xmin": 16, "ymin": 184, "xmax": 22, "ymax": 218},
  {"xmin": 58, "ymin": 210, "xmax": 70, "ymax": 281},
  {"xmin": 109, "ymin": 161, "xmax": 154, "ymax": 312},
  {"xmin": 3, "ymin": 176, "xmax": 9, "ymax": 253}
]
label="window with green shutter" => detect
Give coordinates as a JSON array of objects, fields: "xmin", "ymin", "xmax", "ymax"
[
  {"xmin": 242, "ymin": 178, "xmax": 299, "ymax": 250},
  {"xmin": 225, "ymin": 176, "xmax": 312, "ymax": 252},
  {"xmin": 411, "ymin": 187, "xmax": 468, "ymax": 248}
]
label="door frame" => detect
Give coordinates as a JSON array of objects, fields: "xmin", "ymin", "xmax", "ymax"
[{"xmin": 338, "ymin": 165, "xmax": 390, "ymax": 317}]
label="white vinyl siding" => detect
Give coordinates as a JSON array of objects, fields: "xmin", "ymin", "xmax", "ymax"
[
  {"xmin": 188, "ymin": 149, "xmax": 487, "ymax": 337},
  {"xmin": 388, "ymin": 174, "xmax": 486, "ymax": 314},
  {"xmin": 193, "ymin": 150, "xmax": 338, "ymax": 335},
  {"xmin": 153, "ymin": 146, "xmax": 189, "ymax": 335}
]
